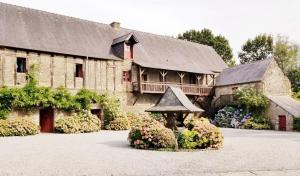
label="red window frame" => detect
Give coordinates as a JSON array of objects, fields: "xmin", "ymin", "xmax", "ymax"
[{"xmin": 122, "ymin": 71, "xmax": 131, "ymax": 83}]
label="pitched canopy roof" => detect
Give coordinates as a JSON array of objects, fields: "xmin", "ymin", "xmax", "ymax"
[
  {"xmin": 0, "ymin": 3, "xmax": 227, "ymax": 74},
  {"xmin": 146, "ymin": 86, "xmax": 204, "ymax": 113},
  {"xmin": 215, "ymin": 59, "xmax": 273, "ymax": 87},
  {"xmin": 267, "ymin": 96, "xmax": 300, "ymax": 117}
]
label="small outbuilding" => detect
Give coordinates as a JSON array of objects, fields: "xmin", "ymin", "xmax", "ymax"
[
  {"xmin": 146, "ymin": 86, "xmax": 204, "ymax": 130},
  {"xmin": 267, "ymin": 96, "xmax": 300, "ymax": 131}
]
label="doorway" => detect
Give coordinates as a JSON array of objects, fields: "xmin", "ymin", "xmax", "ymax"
[
  {"xmin": 39, "ymin": 108, "xmax": 54, "ymax": 133},
  {"xmin": 278, "ymin": 115, "xmax": 286, "ymax": 131},
  {"xmin": 91, "ymin": 109, "xmax": 104, "ymax": 129}
]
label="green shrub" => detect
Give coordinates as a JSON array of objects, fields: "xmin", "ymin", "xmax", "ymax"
[
  {"xmin": 242, "ymin": 118, "xmax": 271, "ymax": 130},
  {"xmin": 98, "ymin": 94, "xmax": 121, "ymax": 126},
  {"xmin": 234, "ymin": 88, "xmax": 269, "ymax": 115},
  {"xmin": 128, "ymin": 117, "xmax": 176, "ymax": 150},
  {"xmin": 178, "ymin": 129, "xmax": 199, "ymax": 149},
  {"xmin": 181, "ymin": 117, "xmax": 223, "ymax": 149},
  {"xmin": 106, "ymin": 116, "xmax": 130, "ymax": 130},
  {"xmin": 55, "ymin": 112, "xmax": 101, "ymax": 133},
  {"xmin": 294, "ymin": 118, "xmax": 300, "ymax": 131},
  {"xmin": 0, "ymin": 118, "xmax": 39, "ymax": 137}
]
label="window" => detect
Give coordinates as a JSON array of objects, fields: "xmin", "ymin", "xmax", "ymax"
[
  {"xmin": 16, "ymin": 57, "xmax": 26, "ymax": 73},
  {"xmin": 75, "ymin": 64, "xmax": 83, "ymax": 78},
  {"xmin": 122, "ymin": 71, "xmax": 131, "ymax": 82}
]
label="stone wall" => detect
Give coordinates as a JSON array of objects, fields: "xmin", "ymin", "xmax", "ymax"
[
  {"xmin": 0, "ymin": 48, "xmax": 123, "ymax": 93},
  {"xmin": 262, "ymin": 59, "xmax": 291, "ymax": 96},
  {"xmin": 8, "ymin": 109, "xmax": 74, "ymax": 127},
  {"xmin": 267, "ymin": 101, "xmax": 294, "ymax": 131},
  {"xmin": 214, "ymin": 82, "xmax": 263, "ymax": 100}
]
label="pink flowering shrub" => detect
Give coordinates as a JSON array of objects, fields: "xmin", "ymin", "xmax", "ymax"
[{"xmin": 128, "ymin": 116, "xmax": 176, "ymax": 150}]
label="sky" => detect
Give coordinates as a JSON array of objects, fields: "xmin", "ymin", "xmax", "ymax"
[{"xmin": 1, "ymin": 0, "xmax": 300, "ymax": 60}]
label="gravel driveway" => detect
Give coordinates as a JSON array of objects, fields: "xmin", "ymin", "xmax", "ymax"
[{"xmin": 0, "ymin": 128, "xmax": 300, "ymax": 176}]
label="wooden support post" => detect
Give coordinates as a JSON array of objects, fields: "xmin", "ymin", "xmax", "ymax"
[
  {"xmin": 196, "ymin": 74, "xmax": 202, "ymax": 85},
  {"xmin": 160, "ymin": 70, "xmax": 168, "ymax": 91},
  {"xmin": 165, "ymin": 113, "xmax": 177, "ymax": 131},
  {"xmin": 138, "ymin": 66, "xmax": 145, "ymax": 94},
  {"xmin": 177, "ymin": 72, "xmax": 185, "ymax": 84},
  {"xmin": 178, "ymin": 72, "xmax": 185, "ymax": 91}
]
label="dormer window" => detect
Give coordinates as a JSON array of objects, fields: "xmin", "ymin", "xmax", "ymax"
[
  {"xmin": 112, "ymin": 33, "xmax": 139, "ymax": 59},
  {"xmin": 124, "ymin": 44, "xmax": 133, "ymax": 59}
]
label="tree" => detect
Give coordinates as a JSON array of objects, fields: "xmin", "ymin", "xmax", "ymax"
[
  {"xmin": 238, "ymin": 34, "xmax": 273, "ymax": 64},
  {"xmin": 178, "ymin": 29, "xmax": 235, "ymax": 66},
  {"xmin": 273, "ymin": 35, "xmax": 299, "ymax": 74},
  {"xmin": 287, "ymin": 67, "xmax": 300, "ymax": 92}
]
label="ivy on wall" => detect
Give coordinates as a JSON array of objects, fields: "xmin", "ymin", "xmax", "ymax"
[{"xmin": 0, "ymin": 65, "xmax": 121, "ymax": 122}]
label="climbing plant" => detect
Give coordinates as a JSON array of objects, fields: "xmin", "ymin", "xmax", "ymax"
[{"xmin": 0, "ymin": 64, "xmax": 121, "ymax": 120}]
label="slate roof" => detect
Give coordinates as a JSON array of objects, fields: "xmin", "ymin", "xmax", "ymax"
[
  {"xmin": 267, "ymin": 96, "xmax": 300, "ymax": 117},
  {"xmin": 215, "ymin": 59, "xmax": 273, "ymax": 86},
  {"xmin": 146, "ymin": 86, "xmax": 204, "ymax": 112},
  {"xmin": 112, "ymin": 33, "xmax": 139, "ymax": 45},
  {"xmin": 0, "ymin": 3, "xmax": 227, "ymax": 74}
]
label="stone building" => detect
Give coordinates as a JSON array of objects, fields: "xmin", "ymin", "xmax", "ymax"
[
  {"xmin": 0, "ymin": 3, "xmax": 227, "ymax": 131},
  {"xmin": 214, "ymin": 59, "xmax": 300, "ymax": 131}
]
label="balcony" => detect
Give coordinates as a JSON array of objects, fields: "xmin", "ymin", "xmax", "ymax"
[{"xmin": 133, "ymin": 81, "xmax": 213, "ymax": 96}]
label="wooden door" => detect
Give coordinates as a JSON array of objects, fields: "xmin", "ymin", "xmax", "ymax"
[
  {"xmin": 278, "ymin": 115, "xmax": 286, "ymax": 131},
  {"xmin": 40, "ymin": 108, "xmax": 54, "ymax": 133}
]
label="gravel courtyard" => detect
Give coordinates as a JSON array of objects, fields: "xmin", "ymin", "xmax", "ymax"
[{"xmin": 0, "ymin": 129, "xmax": 300, "ymax": 176}]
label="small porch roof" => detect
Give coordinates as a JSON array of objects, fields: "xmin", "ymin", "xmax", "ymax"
[
  {"xmin": 267, "ymin": 96, "xmax": 300, "ymax": 117},
  {"xmin": 146, "ymin": 86, "xmax": 204, "ymax": 113}
]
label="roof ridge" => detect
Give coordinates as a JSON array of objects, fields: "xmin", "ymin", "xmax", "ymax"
[
  {"xmin": 1, "ymin": 2, "xmax": 214, "ymax": 50},
  {"xmin": 223, "ymin": 58, "xmax": 273, "ymax": 71}
]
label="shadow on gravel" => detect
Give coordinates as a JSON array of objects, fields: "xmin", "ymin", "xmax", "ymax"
[{"xmin": 97, "ymin": 140, "xmax": 132, "ymax": 149}]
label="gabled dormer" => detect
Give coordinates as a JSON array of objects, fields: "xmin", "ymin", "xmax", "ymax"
[{"xmin": 112, "ymin": 32, "xmax": 139, "ymax": 59}]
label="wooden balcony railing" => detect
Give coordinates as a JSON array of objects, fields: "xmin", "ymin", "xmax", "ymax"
[{"xmin": 132, "ymin": 81, "xmax": 212, "ymax": 96}]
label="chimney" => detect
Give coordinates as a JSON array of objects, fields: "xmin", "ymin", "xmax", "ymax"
[{"xmin": 110, "ymin": 21, "xmax": 120, "ymax": 29}]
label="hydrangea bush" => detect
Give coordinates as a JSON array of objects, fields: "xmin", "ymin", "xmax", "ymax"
[
  {"xmin": 106, "ymin": 116, "xmax": 130, "ymax": 130},
  {"xmin": 214, "ymin": 106, "xmax": 251, "ymax": 128},
  {"xmin": 0, "ymin": 118, "xmax": 39, "ymax": 137},
  {"xmin": 55, "ymin": 112, "xmax": 101, "ymax": 133},
  {"xmin": 128, "ymin": 116, "xmax": 176, "ymax": 150}
]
